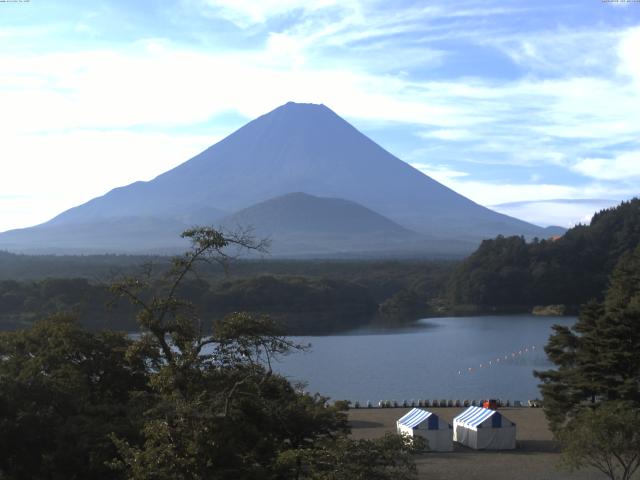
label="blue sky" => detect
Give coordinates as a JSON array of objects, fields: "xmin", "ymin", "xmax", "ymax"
[{"xmin": 0, "ymin": 0, "xmax": 639, "ymax": 232}]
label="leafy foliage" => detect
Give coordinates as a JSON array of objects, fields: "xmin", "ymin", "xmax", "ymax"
[
  {"xmin": 558, "ymin": 401, "xmax": 640, "ymax": 480},
  {"xmin": 0, "ymin": 315, "xmax": 147, "ymax": 480},
  {"xmin": 278, "ymin": 433, "xmax": 424, "ymax": 480},
  {"xmin": 205, "ymin": 275, "xmax": 377, "ymax": 333}
]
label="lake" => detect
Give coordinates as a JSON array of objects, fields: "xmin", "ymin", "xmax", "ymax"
[{"xmin": 273, "ymin": 315, "xmax": 577, "ymax": 404}]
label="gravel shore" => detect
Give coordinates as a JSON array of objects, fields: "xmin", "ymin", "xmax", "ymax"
[{"xmin": 349, "ymin": 407, "xmax": 607, "ymax": 480}]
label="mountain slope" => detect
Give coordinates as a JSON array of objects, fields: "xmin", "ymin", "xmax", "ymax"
[
  {"xmin": 223, "ymin": 192, "xmax": 413, "ymax": 236},
  {"xmin": 219, "ymin": 192, "xmax": 443, "ymax": 256},
  {"xmin": 0, "ymin": 102, "xmax": 557, "ymax": 255},
  {"xmin": 0, "ymin": 216, "xmax": 191, "ymax": 254}
]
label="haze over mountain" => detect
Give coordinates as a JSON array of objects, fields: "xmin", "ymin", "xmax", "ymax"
[
  {"xmin": 223, "ymin": 192, "xmax": 412, "ymax": 237},
  {"xmin": 0, "ymin": 102, "xmax": 562, "ymax": 256},
  {"xmin": 220, "ymin": 192, "xmax": 474, "ymax": 257}
]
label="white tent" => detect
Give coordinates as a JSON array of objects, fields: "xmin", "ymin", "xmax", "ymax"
[
  {"xmin": 396, "ymin": 408, "xmax": 453, "ymax": 452},
  {"xmin": 453, "ymin": 406, "xmax": 516, "ymax": 450}
]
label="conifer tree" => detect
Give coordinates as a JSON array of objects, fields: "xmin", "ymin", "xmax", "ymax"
[
  {"xmin": 536, "ymin": 243, "xmax": 640, "ymax": 480},
  {"xmin": 536, "ymin": 243, "xmax": 640, "ymax": 429}
]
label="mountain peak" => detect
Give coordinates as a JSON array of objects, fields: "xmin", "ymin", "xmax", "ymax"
[
  {"xmin": 277, "ymin": 100, "xmax": 327, "ymax": 108},
  {"xmin": 264, "ymin": 101, "xmax": 337, "ymax": 125},
  {"xmin": 281, "ymin": 101, "xmax": 327, "ymax": 109}
]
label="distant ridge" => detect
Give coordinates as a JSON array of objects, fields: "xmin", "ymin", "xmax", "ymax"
[
  {"xmin": 0, "ymin": 102, "xmax": 561, "ymax": 256},
  {"xmin": 220, "ymin": 192, "xmax": 430, "ymax": 256},
  {"xmin": 223, "ymin": 192, "xmax": 413, "ymax": 236}
]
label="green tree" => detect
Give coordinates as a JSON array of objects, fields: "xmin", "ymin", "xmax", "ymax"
[
  {"xmin": 448, "ymin": 198, "xmax": 640, "ymax": 311},
  {"xmin": 558, "ymin": 401, "xmax": 640, "ymax": 480},
  {"xmin": 536, "ymin": 244, "xmax": 640, "ymax": 430},
  {"xmin": 536, "ymin": 243, "xmax": 640, "ymax": 479},
  {"xmin": 0, "ymin": 314, "xmax": 147, "ymax": 480},
  {"xmin": 278, "ymin": 433, "xmax": 424, "ymax": 480},
  {"xmin": 109, "ymin": 227, "xmax": 419, "ymax": 479}
]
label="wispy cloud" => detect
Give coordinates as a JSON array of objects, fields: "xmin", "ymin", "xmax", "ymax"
[
  {"xmin": 195, "ymin": 0, "xmax": 349, "ymax": 27},
  {"xmin": 441, "ymin": 178, "xmax": 635, "ymax": 211},
  {"xmin": 572, "ymin": 151, "xmax": 640, "ymax": 180},
  {"xmin": 0, "ymin": 0, "xmax": 638, "ymax": 231},
  {"xmin": 410, "ymin": 163, "xmax": 470, "ymax": 185},
  {"xmin": 489, "ymin": 198, "xmax": 624, "ymax": 228},
  {"xmin": 484, "ymin": 29, "xmax": 621, "ymax": 76},
  {"xmin": 0, "ymin": 129, "xmax": 217, "ymax": 231},
  {"xmin": 418, "ymin": 129, "xmax": 477, "ymax": 142}
]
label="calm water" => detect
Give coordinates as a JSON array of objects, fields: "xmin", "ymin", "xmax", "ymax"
[{"xmin": 273, "ymin": 315, "xmax": 577, "ymax": 403}]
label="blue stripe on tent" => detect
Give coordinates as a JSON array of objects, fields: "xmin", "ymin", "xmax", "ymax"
[
  {"xmin": 397, "ymin": 408, "xmax": 433, "ymax": 429},
  {"xmin": 456, "ymin": 405, "xmax": 483, "ymax": 423},
  {"xmin": 454, "ymin": 406, "xmax": 483, "ymax": 424},
  {"xmin": 397, "ymin": 408, "xmax": 424, "ymax": 425},
  {"xmin": 454, "ymin": 406, "xmax": 498, "ymax": 428},
  {"xmin": 464, "ymin": 410, "xmax": 492, "ymax": 427},
  {"xmin": 403, "ymin": 410, "xmax": 431, "ymax": 428},
  {"xmin": 397, "ymin": 408, "xmax": 419, "ymax": 424}
]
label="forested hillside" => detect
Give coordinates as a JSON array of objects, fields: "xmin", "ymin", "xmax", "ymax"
[{"xmin": 447, "ymin": 198, "xmax": 640, "ymax": 311}]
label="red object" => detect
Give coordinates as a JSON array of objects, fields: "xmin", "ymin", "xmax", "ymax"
[{"xmin": 483, "ymin": 399, "xmax": 498, "ymax": 409}]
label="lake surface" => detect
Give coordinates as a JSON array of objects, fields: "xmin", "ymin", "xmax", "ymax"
[{"xmin": 273, "ymin": 315, "xmax": 577, "ymax": 404}]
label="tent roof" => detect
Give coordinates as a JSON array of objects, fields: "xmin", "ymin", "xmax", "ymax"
[
  {"xmin": 397, "ymin": 408, "xmax": 434, "ymax": 428},
  {"xmin": 454, "ymin": 406, "xmax": 500, "ymax": 428}
]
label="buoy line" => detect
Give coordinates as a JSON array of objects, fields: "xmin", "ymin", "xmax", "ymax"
[{"xmin": 456, "ymin": 345, "xmax": 537, "ymax": 376}]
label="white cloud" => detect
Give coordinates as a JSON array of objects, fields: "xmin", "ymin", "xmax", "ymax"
[
  {"xmin": 1, "ymin": 31, "xmax": 638, "ymax": 231},
  {"xmin": 198, "ymin": 0, "xmax": 349, "ymax": 27},
  {"xmin": 197, "ymin": 0, "xmax": 523, "ymax": 33},
  {"xmin": 2, "ymin": 24, "xmax": 638, "ymax": 143},
  {"xmin": 418, "ymin": 129, "xmax": 476, "ymax": 141},
  {"xmin": 0, "ymin": 195, "xmax": 57, "ymax": 234},
  {"xmin": 407, "ymin": 152, "xmax": 634, "ymax": 227},
  {"xmin": 0, "ymin": 44, "xmax": 478, "ymax": 136},
  {"xmin": 448, "ymin": 181, "xmax": 579, "ymax": 206},
  {"xmin": 0, "ymin": 130, "xmax": 215, "ymax": 231},
  {"xmin": 409, "ymin": 163, "xmax": 469, "ymax": 185},
  {"xmin": 487, "ymin": 29, "xmax": 620, "ymax": 75},
  {"xmin": 571, "ymin": 151, "xmax": 640, "ymax": 180},
  {"xmin": 1, "ymin": 4, "xmax": 639, "ymax": 234},
  {"xmin": 431, "ymin": 175, "xmax": 634, "ymax": 209},
  {"xmin": 618, "ymin": 26, "xmax": 640, "ymax": 87},
  {"xmin": 489, "ymin": 199, "xmax": 623, "ymax": 228}
]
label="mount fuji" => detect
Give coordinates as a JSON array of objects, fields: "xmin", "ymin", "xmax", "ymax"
[{"xmin": 0, "ymin": 102, "xmax": 561, "ymax": 256}]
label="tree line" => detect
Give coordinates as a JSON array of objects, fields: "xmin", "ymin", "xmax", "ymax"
[
  {"xmin": 0, "ymin": 257, "xmax": 455, "ymax": 334},
  {"xmin": 447, "ymin": 198, "xmax": 640, "ymax": 312},
  {"xmin": 0, "ymin": 275, "xmax": 379, "ymax": 335}
]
